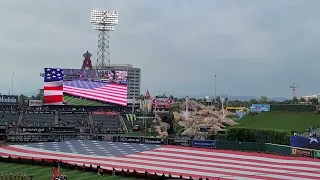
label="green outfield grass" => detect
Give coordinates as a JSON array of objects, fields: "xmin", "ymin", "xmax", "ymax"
[
  {"xmin": 64, "ymin": 95, "xmax": 107, "ymax": 106},
  {"xmin": 0, "ymin": 163, "xmax": 136, "ymax": 180},
  {"xmin": 236, "ymin": 111, "xmax": 320, "ymax": 132}
]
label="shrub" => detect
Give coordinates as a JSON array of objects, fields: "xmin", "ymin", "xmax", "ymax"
[
  {"xmin": 226, "ymin": 127, "xmax": 290, "ymax": 145},
  {"xmin": 271, "ymin": 104, "xmax": 315, "ymax": 112}
]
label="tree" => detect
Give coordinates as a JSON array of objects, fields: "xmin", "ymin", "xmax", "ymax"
[
  {"xmin": 300, "ymin": 97, "xmax": 306, "ymax": 103},
  {"xmin": 292, "ymin": 97, "xmax": 299, "ymax": 104},
  {"xmin": 259, "ymin": 95, "xmax": 268, "ymax": 104},
  {"xmin": 309, "ymin": 98, "xmax": 319, "ymax": 105},
  {"xmin": 249, "ymin": 99, "xmax": 258, "ymax": 105},
  {"xmin": 18, "ymin": 94, "xmax": 28, "ymax": 106},
  {"xmin": 36, "ymin": 89, "xmax": 44, "ymax": 100},
  {"xmin": 215, "ymin": 96, "xmax": 221, "ymax": 103}
]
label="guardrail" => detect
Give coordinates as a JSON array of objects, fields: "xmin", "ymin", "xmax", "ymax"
[{"xmin": 112, "ymin": 136, "xmax": 320, "ymax": 159}]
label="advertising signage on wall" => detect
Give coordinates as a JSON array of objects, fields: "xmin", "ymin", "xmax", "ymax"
[
  {"xmin": 118, "ymin": 136, "xmax": 141, "ymax": 143},
  {"xmin": 28, "ymin": 100, "xmax": 43, "ymax": 107},
  {"xmin": 22, "ymin": 127, "xmax": 50, "ymax": 133},
  {"xmin": 0, "ymin": 95, "xmax": 18, "ymax": 106},
  {"xmin": 168, "ymin": 138, "xmax": 190, "ymax": 146},
  {"xmin": 142, "ymin": 137, "xmax": 166, "ymax": 145},
  {"xmin": 192, "ymin": 140, "xmax": 216, "ymax": 149},
  {"xmin": 250, "ymin": 104, "xmax": 270, "ymax": 112},
  {"xmin": 291, "ymin": 147, "xmax": 312, "ymax": 158},
  {"xmin": 152, "ymin": 98, "xmax": 173, "ymax": 108}
]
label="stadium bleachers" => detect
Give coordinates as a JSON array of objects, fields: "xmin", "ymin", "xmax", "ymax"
[
  {"xmin": 301, "ymin": 127, "xmax": 320, "ymax": 138},
  {"xmin": 0, "ymin": 112, "xmax": 18, "ymax": 125},
  {"xmin": 92, "ymin": 115, "xmax": 122, "ymax": 133},
  {"xmin": 58, "ymin": 113, "xmax": 88, "ymax": 127},
  {"xmin": 23, "ymin": 113, "xmax": 54, "ymax": 126}
]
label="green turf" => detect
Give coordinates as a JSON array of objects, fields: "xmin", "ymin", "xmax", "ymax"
[
  {"xmin": 235, "ymin": 111, "xmax": 320, "ymax": 132},
  {"xmin": 0, "ymin": 163, "xmax": 136, "ymax": 180},
  {"xmin": 64, "ymin": 96, "xmax": 107, "ymax": 106}
]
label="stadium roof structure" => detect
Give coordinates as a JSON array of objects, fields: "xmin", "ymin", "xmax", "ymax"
[{"xmin": 0, "ymin": 140, "xmax": 320, "ymax": 179}]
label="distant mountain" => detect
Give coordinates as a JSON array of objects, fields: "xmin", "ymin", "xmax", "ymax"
[
  {"xmin": 175, "ymin": 95, "xmax": 289, "ymax": 102},
  {"xmin": 226, "ymin": 96, "xmax": 289, "ymax": 102}
]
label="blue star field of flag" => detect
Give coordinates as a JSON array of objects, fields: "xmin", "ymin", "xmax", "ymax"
[
  {"xmin": 23, "ymin": 140, "xmax": 161, "ymax": 157},
  {"xmin": 44, "ymin": 68, "xmax": 64, "ymax": 82}
]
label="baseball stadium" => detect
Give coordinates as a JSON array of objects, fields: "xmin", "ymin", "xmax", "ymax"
[{"xmin": 1, "ymin": 7, "xmax": 320, "ymax": 180}]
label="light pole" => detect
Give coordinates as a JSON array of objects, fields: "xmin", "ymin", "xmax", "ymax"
[
  {"xmin": 11, "ymin": 72, "xmax": 14, "ymax": 95},
  {"xmin": 214, "ymin": 74, "xmax": 217, "ymax": 100},
  {"xmin": 220, "ymin": 97, "xmax": 225, "ymax": 119},
  {"xmin": 90, "ymin": 10, "xmax": 118, "ymax": 68}
]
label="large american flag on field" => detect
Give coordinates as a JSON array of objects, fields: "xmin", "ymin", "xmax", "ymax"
[
  {"xmin": 1, "ymin": 140, "xmax": 320, "ymax": 180},
  {"xmin": 43, "ymin": 68, "xmax": 127, "ymax": 106}
]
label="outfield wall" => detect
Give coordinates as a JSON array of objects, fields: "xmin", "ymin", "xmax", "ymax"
[{"xmin": 113, "ymin": 136, "xmax": 320, "ymax": 159}]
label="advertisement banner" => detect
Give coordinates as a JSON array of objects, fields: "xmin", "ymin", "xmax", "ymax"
[
  {"xmin": 92, "ymin": 111, "xmax": 117, "ymax": 115},
  {"xmin": 290, "ymin": 136, "xmax": 320, "ymax": 150},
  {"xmin": 250, "ymin": 104, "xmax": 270, "ymax": 112},
  {"xmin": 22, "ymin": 127, "xmax": 50, "ymax": 133},
  {"xmin": 152, "ymin": 98, "xmax": 173, "ymax": 107},
  {"xmin": 192, "ymin": 140, "xmax": 216, "ymax": 148},
  {"xmin": 168, "ymin": 138, "xmax": 190, "ymax": 146},
  {"xmin": 291, "ymin": 147, "xmax": 312, "ymax": 157},
  {"xmin": 0, "ymin": 95, "xmax": 18, "ymax": 106},
  {"xmin": 118, "ymin": 136, "xmax": 141, "ymax": 143},
  {"xmin": 313, "ymin": 150, "xmax": 320, "ymax": 159},
  {"xmin": 26, "ymin": 111, "xmax": 54, "ymax": 114},
  {"xmin": 124, "ymin": 113, "xmax": 155, "ymax": 122},
  {"xmin": 28, "ymin": 100, "xmax": 43, "ymax": 107},
  {"xmin": 142, "ymin": 137, "xmax": 166, "ymax": 145}
]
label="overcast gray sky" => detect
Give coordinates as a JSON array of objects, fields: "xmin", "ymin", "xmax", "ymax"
[{"xmin": 1, "ymin": 0, "xmax": 319, "ymax": 98}]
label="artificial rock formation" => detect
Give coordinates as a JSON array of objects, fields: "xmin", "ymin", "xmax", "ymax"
[
  {"xmin": 153, "ymin": 113, "xmax": 169, "ymax": 138},
  {"xmin": 173, "ymin": 100, "xmax": 238, "ymax": 139}
]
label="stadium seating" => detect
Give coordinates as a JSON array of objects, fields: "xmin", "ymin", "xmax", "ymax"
[
  {"xmin": 301, "ymin": 127, "xmax": 320, "ymax": 138},
  {"xmin": 58, "ymin": 113, "xmax": 88, "ymax": 127},
  {"xmin": 0, "ymin": 112, "xmax": 19, "ymax": 125},
  {"xmin": 92, "ymin": 115, "xmax": 122, "ymax": 133},
  {"xmin": 23, "ymin": 113, "xmax": 54, "ymax": 126}
]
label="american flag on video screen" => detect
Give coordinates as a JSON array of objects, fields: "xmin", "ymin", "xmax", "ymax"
[
  {"xmin": 1, "ymin": 141, "xmax": 320, "ymax": 180},
  {"xmin": 43, "ymin": 68, "xmax": 127, "ymax": 106},
  {"xmin": 43, "ymin": 68, "xmax": 64, "ymax": 105}
]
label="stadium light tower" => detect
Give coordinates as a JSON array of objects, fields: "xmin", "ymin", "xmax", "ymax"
[{"xmin": 90, "ymin": 10, "xmax": 118, "ymax": 68}]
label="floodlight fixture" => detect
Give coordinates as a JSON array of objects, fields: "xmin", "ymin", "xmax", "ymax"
[
  {"xmin": 93, "ymin": 24, "xmax": 115, "ymax": 31},
  {"xmin": 91, "ymin": 10, "xmax": 118, "ymax": 25},
  {"xmin": 90, "ymin": 9, "xmax": 119, "ymax": 68}
]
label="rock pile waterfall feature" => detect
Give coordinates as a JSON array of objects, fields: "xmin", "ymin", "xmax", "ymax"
[{"xmin": 171, "ymin": 99, "xmax": 238, "ymax": 139}]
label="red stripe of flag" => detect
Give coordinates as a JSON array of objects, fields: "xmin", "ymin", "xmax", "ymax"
[
  {"xmin": 1, "ymin": 145, "xmax": 320, "ymax": 179},
  {"xmin": 44, "ymin": 86, "xmax": 63, "ymax": 91},
  {"xmin": 43, "ymin": 95, "xmax": 63, "ymax": 104}
]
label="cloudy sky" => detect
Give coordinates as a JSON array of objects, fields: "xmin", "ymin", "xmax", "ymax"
[{"xmin": 1, "ymin": 0, "xmax": 320, "ymax": 98}]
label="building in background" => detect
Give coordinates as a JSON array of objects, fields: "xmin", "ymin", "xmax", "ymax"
[{"xmin": 93, "ymin": 64, "xmax": 141, "ymax": 103}]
